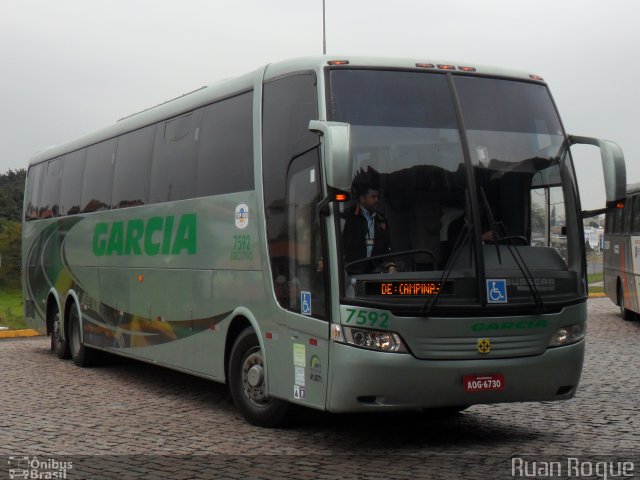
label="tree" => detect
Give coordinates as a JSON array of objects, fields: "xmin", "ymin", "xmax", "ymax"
[
  {"xmin": 0, "ymin": 168, "xmax": 26, "ymax": 222},
  {"xmin": 0, "ymin": 169, "xmax": 26, "ymax": 290},
  {"xmin": 0, "ymin": 219, "xmax": 22, "ymax": 290}
]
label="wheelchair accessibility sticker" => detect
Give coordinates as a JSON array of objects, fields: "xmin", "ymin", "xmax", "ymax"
[
  {"xmin": 301, "ymin": 291, "xmax": 312, "ymax": 316},
  {"xmin": 486, "ymin": 279, "xmax": 508, "ymax": 303}
]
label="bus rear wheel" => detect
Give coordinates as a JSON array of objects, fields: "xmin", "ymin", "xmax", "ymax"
[
  {"xmin": 68, "ymin": 304, "xmax": 98, "ymax": 367},
  {"xmin": 51, "ymin": 311, "xmax": 70, "ymax": 359},
  {"xmin": 228, "ymin": 327, "xmax": 290, "ymax": 427}
]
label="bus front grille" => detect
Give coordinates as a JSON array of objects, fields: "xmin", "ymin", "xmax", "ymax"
[{"xmin": 408, "ymin": 332, "xmax": 549, "ymax": 360}]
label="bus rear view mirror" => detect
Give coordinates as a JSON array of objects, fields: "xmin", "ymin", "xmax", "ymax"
[
  {"xmin": 309, "ymin": 120, "xmax": 351, "ymax": 191},
  {"xmin": 569, "ymin": 135, "xmax": 626, "ymax": 208}
]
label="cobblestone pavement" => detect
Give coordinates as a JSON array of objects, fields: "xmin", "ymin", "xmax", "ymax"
[{"xmin": 1, "ymin": 298, "xmax": 638, "ymax": 479}]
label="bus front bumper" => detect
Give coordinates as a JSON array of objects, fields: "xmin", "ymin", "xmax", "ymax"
[{"xmin": 327, "ymin": 340, "xmax": 584, "ymax": 412}]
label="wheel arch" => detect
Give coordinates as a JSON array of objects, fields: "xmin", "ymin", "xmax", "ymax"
[
  {"xmin": 223, "ymin": 308, "xmax": 265, "ymax": 385},
  {"xmin": 45, "ymin": 288, "xmax": 62, "ymax": 336}
]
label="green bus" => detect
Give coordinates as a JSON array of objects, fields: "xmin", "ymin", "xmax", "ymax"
[{"xmin": 22, "ymin": 56, "xmax": 626, "ymax": 426}]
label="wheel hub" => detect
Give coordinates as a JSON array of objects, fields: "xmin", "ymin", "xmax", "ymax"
[
  {"xmin": 242, "ymin": 350, "xmax": 267, "ymax": 404},
  {"xmin": 53, "ymin": 319, "xmax": 61, "ymax": 341},
  {"xmin": 247, "ymin": 364, "xmax": 264, "ymax": 387}
]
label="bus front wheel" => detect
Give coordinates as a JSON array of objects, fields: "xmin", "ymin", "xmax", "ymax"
[{"xmin": 228, "ymin": 327, "xmax": 290, "ymax": 427}]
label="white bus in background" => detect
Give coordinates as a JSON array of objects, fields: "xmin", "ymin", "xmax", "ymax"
[{"xmin": 604, "ymin": 182, "xmax": 640, "ymax": 320}]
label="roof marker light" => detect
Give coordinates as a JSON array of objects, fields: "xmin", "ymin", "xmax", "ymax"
[
  {"xmin": 530, "ymin": 74, "xmax": 545, "ymax": 81},
  {"xmin": 458, "ymin": 66, "xmax": 477, "ymax": 72},
  {"xmin": 416, "ymin": 63, "xmax": 435, "ymax": 69},
  {"xmin": 328, "ymin": 60, "xmax": 349, "ymax": 65},
  {"xmin": 437, "ymin": 64, "xmax": 456, "ymax": 70}
]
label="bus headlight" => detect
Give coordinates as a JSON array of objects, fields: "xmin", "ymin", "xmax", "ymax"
[
  {"xmin": 331, "ymin": 324, "xmax": 407, "ymax": 353},
  {"xmin": 548, "ymin": 322, "xmax": 586, "ymax": 347}
]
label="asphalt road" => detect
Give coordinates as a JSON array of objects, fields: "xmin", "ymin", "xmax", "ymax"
[{"xmin": 0, "ymin": 297, "xmax": 638, "ymax": 479}]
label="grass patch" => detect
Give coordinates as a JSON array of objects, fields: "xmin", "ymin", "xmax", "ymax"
[
  {"xmin": 587, "ymin": 272, "xmax": 603, "ymax": 284},
  {"xmin": 0, "ymin": 289, "xmax": 27, "ymax": 330}
]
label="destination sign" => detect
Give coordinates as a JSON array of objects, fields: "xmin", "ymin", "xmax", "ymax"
[{"xmin": 364, "ymin": 281, "xmax": 453, "ymax": 296}]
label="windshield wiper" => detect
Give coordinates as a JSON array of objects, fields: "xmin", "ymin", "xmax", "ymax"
[
  {"xmin": 422, "ymin": 192, "xmax": 473, "ymax": 317},
  {"xmin": 479, "ymin": 188, "xmax": 544, "ymax": 311}
]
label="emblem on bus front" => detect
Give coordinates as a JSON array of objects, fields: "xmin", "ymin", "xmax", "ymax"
[{"xmin": 477, "ymin": 338, "xmax": 492, "ymax": 354}]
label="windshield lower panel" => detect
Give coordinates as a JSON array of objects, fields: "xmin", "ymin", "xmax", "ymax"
[{"xmin": 328, "ymin": 69, "xmax": 585, "ymax": 315}]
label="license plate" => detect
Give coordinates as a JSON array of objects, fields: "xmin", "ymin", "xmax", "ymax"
[{"xmin": 463, "ymin": 374, "xmax": 505, "ymax": 392}]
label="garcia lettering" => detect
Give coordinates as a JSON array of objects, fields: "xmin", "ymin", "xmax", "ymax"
[
  {"xmin": 93, "ymin": 214, "xmax": 197, "ymax": 256},
  {"xmin": 471, "ymin": 319, "xmax": 548, "ymax": 331}
]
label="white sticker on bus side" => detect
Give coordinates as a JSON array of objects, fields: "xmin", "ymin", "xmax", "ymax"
[
  {"xmin": 293, "ymin": 343, "xmax": 305, "ymax": 367},
  {"xmin": 294, "ymin": 385, "xmax": 306, "ymax": 399},
  {"xmin": 235, "ymin": 204, "xmax": 249, "ymax": 229}
]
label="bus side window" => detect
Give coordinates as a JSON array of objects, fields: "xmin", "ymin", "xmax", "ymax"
[
  {"xmin": 59, "ymin": 149, "xmax": 86, "ymax": 216},
  {"xmin": 632, "ymin": 196, "xmax": 640, "ymax": 233},
  {"xmin": 262, "ymin": 73, "xmax": 326, "ymax": 318},
  {"xmin": 39, "ymin": 158, "xmax": 62, "ymax": 219},
  {"xmin": 81, "ymin": 139, "xmax": 117, "ymax": 213},
  {"xmin": 284, "ymin": 151, "xmax": 327, "ymax": 318},
  {"xmin": 112, "ymin": 125, "xmax": 155, "ymax": 209},
  {"xmin": 149, "ymin": 110, "xmax": 203, "ymax": 203},
  {"xmin": 196, "ymin": 91, "xmax": 254, "ymax": 197},
  {"xmin": 622, "ymin": 196, "xmax": 633, "ymax": 234},
  {"xmin": 613, "ymin": 207, "xmax": 624, "ymax": 234},
  {"xmin": 24, "ymin": 163, "xmax": 45, "ymax": 221}
]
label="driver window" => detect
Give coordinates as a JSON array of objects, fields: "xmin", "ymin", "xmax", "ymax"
[{"xmin": 272, "ymin": 149, "xmax": 327, "ymax": 319}]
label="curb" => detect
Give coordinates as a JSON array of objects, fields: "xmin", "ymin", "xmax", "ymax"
[{"xmin": 0, "ymin": 329, "xmax": 42, "ymax": 339}]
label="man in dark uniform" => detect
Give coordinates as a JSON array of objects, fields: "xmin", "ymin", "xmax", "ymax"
[{"xmin": 342, "ymin": 171, "xmax": 395, "ymax": 274}]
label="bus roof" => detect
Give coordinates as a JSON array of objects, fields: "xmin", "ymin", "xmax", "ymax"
[
  {"xmin": 262, "ymin": 55, "xmax": 542, "ymax": 83},
  {"xmin": 627, "ymin": 182, "xmax": 640, "ymax": 196},
  {"xmin": 28, "ymin": 55, "xmax": 545, "ymax": 167}
]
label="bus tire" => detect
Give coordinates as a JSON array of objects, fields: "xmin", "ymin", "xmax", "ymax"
[
  {"xmin": 68, "ymin": 304, "xmax": 98, "ymax": 367},
  {"xmin": 618, "ymin": 285, "xmax": 634, "ymax": 321},
  {"xmin": 228, "ymin": 327, "xmax": 290, "ymax": 427},
  {"xmin": 51, "ymin": 311, "xmax": 70, "ymax": 359}
]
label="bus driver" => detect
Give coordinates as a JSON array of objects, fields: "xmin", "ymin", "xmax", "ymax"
[{"xmin": 342, "ymin": 169, "xmax": 396, "ymax": 274}]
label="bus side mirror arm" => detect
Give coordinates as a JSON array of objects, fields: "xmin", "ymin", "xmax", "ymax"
[{"xmin": 569, "ymin": 135, "xmax": 626, "ymax": 208}]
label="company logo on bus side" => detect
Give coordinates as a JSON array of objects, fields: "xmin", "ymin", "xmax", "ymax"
[{"xmin": 92, "ymin": 213, "xmax": 197, "ymax": 256}]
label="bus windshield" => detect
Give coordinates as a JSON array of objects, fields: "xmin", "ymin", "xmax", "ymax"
[{"xmin": 329, "ymin": 69, "xmax": 584, "ymax": 312}]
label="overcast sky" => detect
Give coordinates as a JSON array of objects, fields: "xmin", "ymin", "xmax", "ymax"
[{"xmin": 2, "ymin": 0, "xmax": 638, "ymax": 210}]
